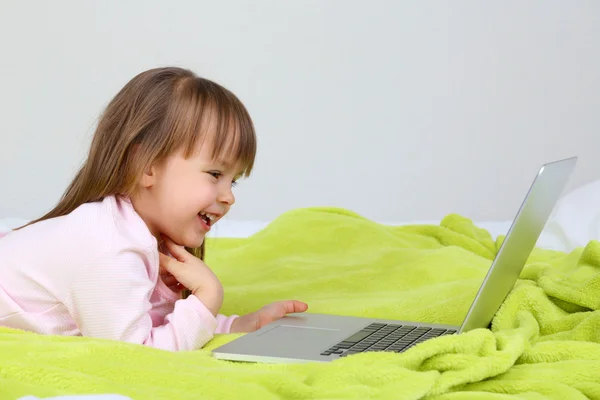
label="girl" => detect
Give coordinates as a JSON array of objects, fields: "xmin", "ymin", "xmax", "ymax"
[{"xmin": 0, "ymin": 67, "xmax": 307, "ymax": 351}]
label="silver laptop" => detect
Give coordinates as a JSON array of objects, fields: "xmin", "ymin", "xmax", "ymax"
[{"xmin": 213, "ymin": 157, "xmax": 577, "ymax": 363}]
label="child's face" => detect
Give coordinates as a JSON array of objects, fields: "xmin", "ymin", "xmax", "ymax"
[{"xmin": 134, "ymin": 137, "xmax": 242, "ymax": 249}]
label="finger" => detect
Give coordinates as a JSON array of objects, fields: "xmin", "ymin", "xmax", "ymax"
[
  {"xmin": 162, "ymin": 274, "xmax": 179, "ymax": 287},
  {"xmin": 279, "ymin": 300, "xmax": 308, "ymax": 315},
  {"xmin": 160, "ymin": 235, "xmax": 190, "ymax": 262},
  {"xmin": 169, "ymin": 283, "xmax": 184, "ymax": 293},
  {"xmin": 158, "ymin": 252, "xmax": 181, "ymax": 275}
]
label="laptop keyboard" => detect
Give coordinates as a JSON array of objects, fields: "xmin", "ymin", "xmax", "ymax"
[{"xmin": 320, "ymin": 322, "xmax": 456, "ymax": 357}]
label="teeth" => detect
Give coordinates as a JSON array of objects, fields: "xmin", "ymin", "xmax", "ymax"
[{"xmin": 199, "ymin": 211, "xmax": 216, "ymax": 221}]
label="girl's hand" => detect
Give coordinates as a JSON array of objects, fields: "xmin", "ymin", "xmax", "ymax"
[
  {"xmin": 159, "ymin": 235, "xmax": 224, "ymax": 316},
  {"xmin": 230, "ymin": 300, "xmax": 309, "ymax": 333},
  {"xmin": 160, "ymin": 268, "xmax": 184, "ymax": 293}
]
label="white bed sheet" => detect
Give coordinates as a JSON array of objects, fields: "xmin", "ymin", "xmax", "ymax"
[
  {"xmin": 206, "ymin": 219, "xmax": 513, "ymax": 240},
  {"xmin": 19, "ymin": 396, "xmax": 132, "ymax": 400},
  {"xmin": 0, "ymin": 217, "xmax": 511, "ymax": 240},
  {"xmin": 2, "ymin": 178, "xmax": 600, "ymax": 253}
]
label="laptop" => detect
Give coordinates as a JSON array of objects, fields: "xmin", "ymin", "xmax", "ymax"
[{"xmin": 212, "ymin": 157, "xmax": 577, "ymax": 363}]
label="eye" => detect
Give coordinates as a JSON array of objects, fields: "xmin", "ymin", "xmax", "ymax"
[
  {"xmin": 231, "ymin": 174, "xmax": 243, "ymax": 188},
  {"xmin": 207, "ymin": 171, "xmax": 222, "ymax": 179}
]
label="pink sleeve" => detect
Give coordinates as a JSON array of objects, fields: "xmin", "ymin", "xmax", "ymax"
[
  {"xmin": 66, "ymin": 250, "xmax": 218, "ymax": 351},
  {"xmin": 150, "ymin": 286, "xmax": 238, "ymax": 334},
  {"xmin": 216, "ymin": 313, "xmax": 239, "ymax": 333}
]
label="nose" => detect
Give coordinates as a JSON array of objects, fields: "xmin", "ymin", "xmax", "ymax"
[{"xmin": 218, "ymin": 185, "xmax": 235, "ymax": 206}]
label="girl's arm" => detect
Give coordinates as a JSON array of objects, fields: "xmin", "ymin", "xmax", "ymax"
[
  {"xmin": 65, "ymin": 249, "xmax": 218, "ymax": 351},
  {"xmin": 149, "ymin": 289, "xmax": 238, "ymax": 333}
]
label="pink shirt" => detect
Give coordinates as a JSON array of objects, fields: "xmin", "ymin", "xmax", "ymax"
[{"xmin": 0, "ymin": 195, "xmax": 237, "ymax": 351}]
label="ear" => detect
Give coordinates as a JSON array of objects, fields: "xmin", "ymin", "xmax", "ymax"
[
  {"xmin": 131, "ymin": 144, "xmax": 159, "ymax": 189},
  {"xmin": 140, "ymin": 162, "xmax": 158, "ymax": 189}
]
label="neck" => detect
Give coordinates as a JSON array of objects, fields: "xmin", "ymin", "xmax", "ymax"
[{"xmin": 129, "ymin": 190, "xmax": 161, "ymax": 244}]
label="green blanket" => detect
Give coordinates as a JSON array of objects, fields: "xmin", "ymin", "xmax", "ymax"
[{"xmin": 2, "ymin": 207, "xmax": 600, "ymax": 399}]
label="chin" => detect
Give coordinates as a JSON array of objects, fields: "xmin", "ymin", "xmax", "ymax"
[
  {"xmin": 184, "ymin": 234, "xmax": 206, "ymax": 249},
  {"xmin": 166, "ymin": 233, "xmax": 203, "ymax": 249}
]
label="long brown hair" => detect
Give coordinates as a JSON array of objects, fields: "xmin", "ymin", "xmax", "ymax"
[{"xmin": 21, "ymin": 67, "xmax": 256, "ymax": 266}]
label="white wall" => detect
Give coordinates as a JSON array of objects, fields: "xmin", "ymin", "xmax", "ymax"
[{"xmin": 1, "ymin": 0, "xmax": 599, "ymax": 223}]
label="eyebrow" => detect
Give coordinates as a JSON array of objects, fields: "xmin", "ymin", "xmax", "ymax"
[
  {"xmin": 212, "ymin": 159, "xmax": 243, "ymax": 175},
  {"xmin": 212, "ymin": 159, "xmax": 233, "ymax": 170},
  {"xmin": 219, "ymin": 160, "xmax": 233, "ymax": 169}
]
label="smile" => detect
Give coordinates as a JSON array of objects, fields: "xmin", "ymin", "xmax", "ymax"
[{"xmin": 198, "ymin": 211, "xmax": 217, "ymax": 226}]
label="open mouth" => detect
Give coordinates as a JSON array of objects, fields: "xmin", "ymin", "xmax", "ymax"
[{"xmin": 198, "ymin": 211, "xmax": 216, "ymax": 227}]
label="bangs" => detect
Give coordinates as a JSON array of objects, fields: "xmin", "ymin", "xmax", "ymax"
[{"xmin": 170, "ymin": 77, "xmax": 257, "ymax": 176}]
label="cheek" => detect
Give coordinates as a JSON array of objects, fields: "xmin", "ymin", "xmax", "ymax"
[
  {"xmin": 188, "ymin": 182, "xmax": 218, "ymax": 207},
  {"xmin": 157, "ymin": 181, "xmax": 185, "ymax": 206},
  {"xmin": 153, "ymin": 177, "xmax": 195, "ymax": 215}
]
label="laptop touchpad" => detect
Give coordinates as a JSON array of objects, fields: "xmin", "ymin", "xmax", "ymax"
[{"xmin": 259, "ymin": 325, "xmax": 341, "ymax": 343}]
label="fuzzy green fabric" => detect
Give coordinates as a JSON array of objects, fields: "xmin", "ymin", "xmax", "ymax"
[{"xmin": 1, "ymin": 207, "xmax": 600, "ymax": 399}]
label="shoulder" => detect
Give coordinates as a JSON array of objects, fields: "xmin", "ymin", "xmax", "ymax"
[
  {"xmin": 79, "ymin": 196, "xmax": 158, "ymax": 267},
  {"xmin": 64, "ymin": 196, "xmax": 161, "ymax": 283},
  {"xmin": 0, "ymin": 197, "xmax": 161, "ymax": 293},
  {"xmin": 3, "ymin": 196, "xmax": 157, "ymax": 266},
  {"xmin": 67, "ymin": 195, "xmax": 155, "ymax": 247},
  {"xmin": 106, "ymin": 195, "xmax": 156, "ymax": 249},
  {"xmin": 69, "ymin": 197, "xmax": 161, "ymax": 288}
]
